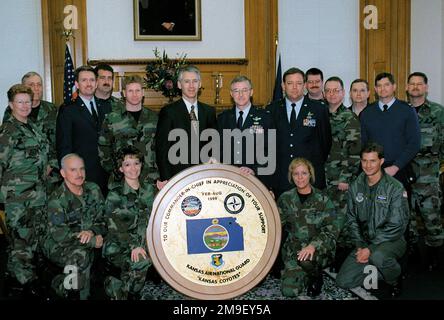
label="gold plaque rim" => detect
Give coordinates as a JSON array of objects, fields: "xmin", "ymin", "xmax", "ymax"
[{"xmin": 147, "ymin": 164, "xmax": 281, "ymax": 300}]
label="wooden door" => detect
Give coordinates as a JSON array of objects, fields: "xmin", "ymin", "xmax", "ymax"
[
  {"xmin": 360, "ymin": 0, "xmax": 411, "ymax": 101},
  {"xmin": 42, "ymin": 0, "xmax": 88, "ymax": 106}
]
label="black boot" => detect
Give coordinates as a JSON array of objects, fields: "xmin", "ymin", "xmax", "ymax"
[
  {"xmin": 5, "ymin": 276, "xmax": 25, "ymax": 300},
  {"xmin": 306, "ymin": 275, "xmax": 323, "ymax": 297},
  {"xmin": 388, "ymin": 278, "xmax": 402, "ymax": 298}
]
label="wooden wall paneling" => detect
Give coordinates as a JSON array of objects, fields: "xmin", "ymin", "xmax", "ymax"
[
  {"xmin": 244, "ymin": 0, "xmax": 278, "ymax": 107},
  {"xmin": 43, "ymin": 1, "xmax": 278, "ymax": 109},
  {"xmin": 41, "ymin": 0, "xmax": 88, "ymax": 106},
  {"xmin": 360, "ymin": 0, "xmax": 410, "ymax": 101},
  {"xmin": 89, "ymin": 59, "xmax": 248, "ymax": 113}
]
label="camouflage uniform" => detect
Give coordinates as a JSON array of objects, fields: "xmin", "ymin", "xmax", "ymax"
[
  {"xmin": 42, "ymin": 182, "xmax": 106, "ymax": 299},
  {"xmin": 410, "ymin": 100, "xmax": 444, "ymax": 247},
  {"xmin": 103, "ymin": 180, "xmax": 155, "ymax": 299},
  {"xmin": 4, "ymin": 101, "xmax": 60, "ymax": 193},
  {"xmin": 98, "ymin": 104, "xmax": 159, "ymax": 188},
  {"xmin": 325, "ymin": 105, "xmax": 361, "ymax": 247},
  {"xmin": 0, "ymin": 117, "xmax": 48, "ymax": 284},
  {"xmin": 277, "ymin": 187, "xmax": 339, "ymax": 297}
]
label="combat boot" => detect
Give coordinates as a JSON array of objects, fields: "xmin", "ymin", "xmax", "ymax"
[{"xmin": 306, "ymin": 275, "xmax": 323, "ymax": 297}]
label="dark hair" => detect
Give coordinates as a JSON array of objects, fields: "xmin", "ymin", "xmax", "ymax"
[
  {"xmin": 375, "ymin": 72, "xmax": 395, "ymax": 86},
  {"xmin": 325, "ymin": 76, "xmax": 344, "ymax": 89},
  {"xmin": 305, "ymin": 68, "xmax": 324, "ymax": 82},
  {"xmin": 350, "ymin": 78, "xmax": 369, "ymax": 91},
  {"xmin": 116, "ymin": 145, "xmax": 144, "ymax": 171},
  {"xmin": 360, "ymin": 142, "xmax": 384, "ymax": 159},
  {"xmin": 94, "ymin": 63, "xmax": 114, "ymax": 77},
  {"xmin": 408, "ymin": 72, "xmax": 428, "ymax": 84},
  {"xmin": 282, "ymin": 67, "xmax": 305, "ymax": 83},
  {"xmin": 7, "ymin": 84, "xmax": 33, "ymax": 102},
  {"xmin": 74, "ymin": 65, "xmax": 96, "ymax": 82}
]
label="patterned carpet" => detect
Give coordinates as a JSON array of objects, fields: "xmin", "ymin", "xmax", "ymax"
[{"xmin": 140, "ymin": 273, "xmax": 359, "ymax": 300}]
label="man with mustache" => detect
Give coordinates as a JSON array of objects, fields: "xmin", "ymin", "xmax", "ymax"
[
  {"xmin": 305, "ymin": 68, "xmax": 327, "ymax": 106},
  {"xmin": 43, "ymin": 154, "xmax": 106, "ymax": 299},
  {"xmin": 406, "ymin": 72, "xmax": 444, "ymax": 270},
  {"xmin": 56, "ymin": 66, "xmax": 112, "ymax": 196},
  {"xmin": 94, "ymin": 63, "xmax": 121, "ymax": 111}
]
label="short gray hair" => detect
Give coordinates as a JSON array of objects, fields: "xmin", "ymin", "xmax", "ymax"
[
  {"xmin": 178, "ymin": 65, "xmax": 201, "ymax": 82},
  {"xmin": 230, "ymin": 75, "xmax": 253, "ymax": 89},
  {"xmin": 61, "ymin": 153, "xmax": 84, "ymax": 169},
  {"xmin": 21, "ymin": 71, "xmax": 42, "ymax": 84}
]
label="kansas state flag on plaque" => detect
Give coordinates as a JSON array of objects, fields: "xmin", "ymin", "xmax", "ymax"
[{"xmin": 186, "ymin": 217, "xmax": 244, "ymax": 254}]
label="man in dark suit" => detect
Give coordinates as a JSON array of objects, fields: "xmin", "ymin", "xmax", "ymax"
[
  {"xmin": 155, "ymin": 65, "xmax": 217, "ymax": 189},
  {"xmin": 266, "ymin": 67, "xmax": 332, "ymax": 199},
  {"xmin": 56, "ymin": 65, "xmax": 112, "ymax": 196},
  {"xmin": 217, "ymin": 75, "xmax": 274, "ymax": 189}
]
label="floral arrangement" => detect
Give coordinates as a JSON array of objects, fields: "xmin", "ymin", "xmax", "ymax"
[{"xmin": 145, "ymin": 48, "xmax": 188, "ymax": 101}]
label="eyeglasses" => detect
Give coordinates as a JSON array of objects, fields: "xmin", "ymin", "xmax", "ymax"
[
  {"xmin": 325, "ymin": 89, "xmax": 343, "ymax": 94},
  {"xmin": 14, "ymin": 100, "xmax": 32, "ymax": 105},
  {"xmin": 231, "ymin": 88, "xmax": 251, "ymax": 95}
]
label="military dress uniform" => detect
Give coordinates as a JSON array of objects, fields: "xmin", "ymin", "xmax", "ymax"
[
  {"xmin": 325, "ymin": 105, "xmax": 361, "ymax": 247},
  {"xmin": 266, "ymin": 97, "xmax": 332, "ymax": 197},
  {"xmin": 277, "ymin": 187, "xmax": 339, "ymax": 297},
  {"xmin": 98, "ymin": 104, "xmax": 159, "ymax": 188},
  {"xmin": 410, "ymin": 100, "xmax": 444, "ymax": 247},
  {"xmin": 0, "ymin": 116, "xmax": 49, "ymax": 285},
  {"xmin": 336, "ymin": 172, "xmax": 409, "ymax": 289},
  {"xmin": 217, "ymin": 105, "xmax": 274, "ymax": 189},
  {"xmin": 43, "ymin": 182, "xmax": 106, "ymax": 299},
  {"xmin": 4, "ymin": 100, "xmax": 60, "ymax": 193},
  {"xmin": 103, "ymin": 180, "xmax": 155, "ymax": 299}
]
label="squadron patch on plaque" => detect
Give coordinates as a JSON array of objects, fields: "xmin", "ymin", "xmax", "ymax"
[
  {"xmin": 181, "ymin": 196, "xmax": 202, "ymax": 217},
  {"xmin": 224, "ymin": 193, "xmax": 245, "ymax": 214},
  {"xmin": 211, "ymin": 254, "xmax": 224, "ymax": 269}
]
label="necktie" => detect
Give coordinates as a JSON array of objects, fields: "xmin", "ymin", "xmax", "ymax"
[
  {"xmin": 189, "ymin": 105, "xmax": 198, "ymax": 134},
  {"xmin": 90, "ymin": 101, "xmax": 99, "ymax": 125},
  {"xmin": 383, "ymin": 104, "xmax": 388, "ymax": 112},
  {"xmin": 290, "ymin": 103, "xmax": 297, "ymax": 129},
  {"xmin": 237, "ymin": 111, "xmax": 244, "ymax": 129}
]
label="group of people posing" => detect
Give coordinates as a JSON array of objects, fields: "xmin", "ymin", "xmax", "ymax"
[{"xmin": 0, "ymin": 63, "xmax": 442, "ymax": 300}]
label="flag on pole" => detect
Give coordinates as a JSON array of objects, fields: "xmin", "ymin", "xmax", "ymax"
[
  {"xmin": 272, "ymin": 46, "xmax": 283, "ymax": 102},
  {"xmin": 63, "ymin": 43, "xmax": 76, "ymax": 105}
]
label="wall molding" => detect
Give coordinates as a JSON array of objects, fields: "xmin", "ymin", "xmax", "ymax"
[{"xmin": 88, "ymin": 58, "xmax": 249, "ymax": 66}]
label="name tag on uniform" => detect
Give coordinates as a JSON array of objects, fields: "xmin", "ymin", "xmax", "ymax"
[{"xmin": 376, "ymin": 195, "xmax": 387, "ymax": 203}]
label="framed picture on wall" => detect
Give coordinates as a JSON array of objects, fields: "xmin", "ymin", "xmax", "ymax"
[{"xmin": 134, "ymin": 0, "xmax": 202, "ymax": 41}]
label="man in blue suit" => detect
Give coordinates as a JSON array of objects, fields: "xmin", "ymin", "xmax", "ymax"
[
  {"xmin": 266, "ymin": 67, "xmax": 332, "ymax": 199},
  {"xmin": 56, "ymin": 65, "xmax": 112, "ymax": 196}
]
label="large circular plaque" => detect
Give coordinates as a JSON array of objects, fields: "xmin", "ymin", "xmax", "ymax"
[{"xmin": 147, "ymin": 164, "xmax": 281, "ymax": 300}]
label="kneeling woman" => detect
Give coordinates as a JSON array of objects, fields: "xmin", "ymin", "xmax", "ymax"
[
  {"xmin": 277, "ymin": 158, "xmax": 339, "ymax": 297},
  {"xmin": 103, "ymin": 146, "xmax": 155, "ymax": 300}
]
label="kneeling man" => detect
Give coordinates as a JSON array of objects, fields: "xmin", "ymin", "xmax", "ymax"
[
  {"xmin": 336, "ymin": 143, "xmax": 409, "ymax": 297},
  {"xmin": 43, "ymin": 154, "xmax": 106, "ymax": 299}
]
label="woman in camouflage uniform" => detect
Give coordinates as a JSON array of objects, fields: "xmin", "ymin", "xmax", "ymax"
[
  {"xmin": 103, "ymin": 146, "xmax": 155, "ymax": 300},
  {"xmin": 277, "ymin": 158, "xmax": 339, "ymax": 297},
  {"xmin": 0, "ymin": 84, "xmax": 49, "ymax": 296}
]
